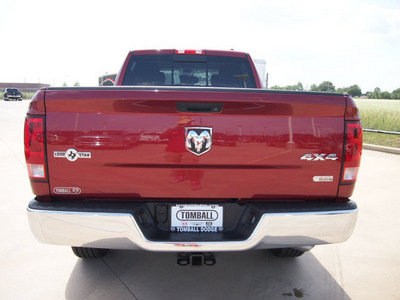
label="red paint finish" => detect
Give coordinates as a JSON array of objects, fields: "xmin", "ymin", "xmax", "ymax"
[
  {"xmin": 42, "ymin": 88, "xmax": 347, "ymax": 201},
  {"xmin": 27, "ymin": 90, "xmax": 46, "ymax": 115},
  {"xmin": 130, "ymin": 49, "xmax": 247, "ymax": 58},
  {"xmin": 133, "ymin": 49, "xmax": 175, "ymax": 56},
  {"xmin": 246, "ymin": 54, "xmax": 263, "ymax": 89},
  {"xmin": 115, "ymin": 51, "xmax": 132, "ymax": 86},
  {"xmin": 25, "ymin": 50, "xmax": 362, "ymax": 202},
  {"xmin": 345, "ymin": 95, "xmax": 361, "ymax": 121}
]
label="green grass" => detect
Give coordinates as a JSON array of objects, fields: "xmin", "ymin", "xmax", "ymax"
[
  {"xmin": 355, "ymin": 99, "xmax": 400, "ymax": 132},
  {"xmin": 23, "ymin": 92, "xmax": 36, "ymax": 100},
  {"xmin": 354, "ymin": 99, "xmax": 400, "ymax": 148},
  {"xmin": 363, "ymin": 132, "xmax": 400, "ymax": 148}
]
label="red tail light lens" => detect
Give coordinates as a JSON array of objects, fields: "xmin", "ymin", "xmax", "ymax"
[
  {"xmin": 342, "ymin": 122, "xmax": 362, "ymax": 183},
  {"xmin": 24, "ymin": 117, "xmax": 47, "ymax": 181}
]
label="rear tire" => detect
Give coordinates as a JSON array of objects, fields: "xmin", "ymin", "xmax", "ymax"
[
  {"xmin": 71, "ymin": 246, "xmax": 109, "ymax": 259},
  {"xmin": 270, "ymin": 248, "xmax": 305, "ymax": 258}
]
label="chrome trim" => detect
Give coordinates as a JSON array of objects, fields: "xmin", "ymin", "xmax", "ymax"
[{"xmin": 27, "ymin": 205, "xmax": 358, "ymax": 252}]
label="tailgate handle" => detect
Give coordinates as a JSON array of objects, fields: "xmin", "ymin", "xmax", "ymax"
[{"xmin": 176, "ymin": 102, "xmax": 223, "ymax": 113}]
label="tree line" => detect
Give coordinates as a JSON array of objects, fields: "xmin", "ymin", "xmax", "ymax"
[{"xmin": 270, "ymin": 81, "xmax": 400, "ymax": 100}]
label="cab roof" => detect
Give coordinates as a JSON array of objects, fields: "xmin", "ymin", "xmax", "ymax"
[{"xmin": 131, "ymin": 49, "xmax": 248, "ymax": 58}]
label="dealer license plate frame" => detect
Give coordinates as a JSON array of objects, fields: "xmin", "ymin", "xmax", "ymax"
[{"xmin": 170, "ymin": 204, "xmax": 223, "ymax": 233}]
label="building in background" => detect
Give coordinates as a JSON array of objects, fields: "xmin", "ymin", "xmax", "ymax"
[{"xmin": 254, "ymin": 59, "xmax": 267, "ymax": 89}]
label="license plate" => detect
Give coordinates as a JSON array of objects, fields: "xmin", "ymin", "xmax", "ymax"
[{"xmin": 171, "ymin": 204, "xmax": 223, "ymax": 233}]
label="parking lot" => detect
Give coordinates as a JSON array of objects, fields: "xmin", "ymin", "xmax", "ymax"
[{"xmin": 0, "ymin": 100, "xmax": 399, "ymax": 299}]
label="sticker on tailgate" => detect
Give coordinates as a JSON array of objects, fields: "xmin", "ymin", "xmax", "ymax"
[
  {"xmin": 53, "ymin": 187, "xmax": 81, "ymax": 194},
  {"xmin": 54, "ymin": 148, "xmax": 91, "ymax": 162}
]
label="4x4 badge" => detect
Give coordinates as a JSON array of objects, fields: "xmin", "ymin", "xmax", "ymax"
[
  {"xmin": 185, "ymin": 127, "xmax": 212, "ymax": 156},
  {"xmin": 300, "ymin": 154, "xmax": 338, "ymax": 161}
]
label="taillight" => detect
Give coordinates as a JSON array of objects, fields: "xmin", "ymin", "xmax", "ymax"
[
  {"xmin": 342, "ymin": 122, "xmax": 362, "ymax": 183},
  {"xmin": 24, "ymin": 117, "xmax": 47, "ymax": 181},
  {"xmin": 175, "ymin": 49, "xmax": 205, "ymax": 55}
]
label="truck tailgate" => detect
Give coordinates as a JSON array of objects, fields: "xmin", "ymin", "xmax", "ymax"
[{"xmin": 45, "ymin": 87, "xmax": 346, "ymax": 200}]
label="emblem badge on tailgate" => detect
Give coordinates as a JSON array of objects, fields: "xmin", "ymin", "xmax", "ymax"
[
  {"xmin": 185, "ymin": 127, "xmax": 213, "ymax": 156},
  {"xmin": 53, "ymin": 187, "xmax": 81, "ymax": 194},
  {"xmin": 300, "ymin": 154, "xmax": 338, "ymax": 161},
  {"xmin": 54, "ymin": 148, "xmax": 92, "ymax": 162}
]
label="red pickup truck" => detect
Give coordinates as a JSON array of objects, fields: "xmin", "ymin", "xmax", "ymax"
[{"xmin": 25, "ymin": 49, "xmax": 362, "ymax": 264}]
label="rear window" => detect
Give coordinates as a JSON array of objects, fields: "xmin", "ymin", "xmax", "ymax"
[
  {"xmin": 122, "ymin": 54, "xmax": 256, "ymax": 88},
  {"xmin": 7, "ymin": 89, "xmax": 18, "ymax": 92}
]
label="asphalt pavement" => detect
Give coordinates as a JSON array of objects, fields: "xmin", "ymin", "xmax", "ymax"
[{"xmin": 0, "ymin": 100, "xmax": 399, "ymax": 299}]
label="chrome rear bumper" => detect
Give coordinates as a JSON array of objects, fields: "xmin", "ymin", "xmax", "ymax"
[{"xmin": 27, "ymin": 200, "xmax": 358, "ymax": 252}]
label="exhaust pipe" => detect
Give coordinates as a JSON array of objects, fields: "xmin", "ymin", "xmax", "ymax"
[{"xmin": 177, "ymin": 252, "xmax": 216, "ymax": 266}]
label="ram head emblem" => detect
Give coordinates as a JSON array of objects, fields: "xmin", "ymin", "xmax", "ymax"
[{"xmin": 185, "ymin": 127, "xmax": 213, "ymax": 156}]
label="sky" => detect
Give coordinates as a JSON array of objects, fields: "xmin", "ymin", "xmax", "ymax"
[{"xmin": 1, "ymin": 0, "xmax": 399, "ymax": 93}]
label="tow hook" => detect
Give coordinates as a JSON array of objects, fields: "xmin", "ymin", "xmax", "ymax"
[{"xmin": 177, "ymin": 252, "xmax": 216, "ymax": 266}]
